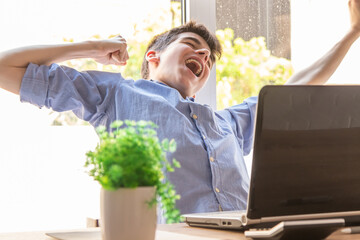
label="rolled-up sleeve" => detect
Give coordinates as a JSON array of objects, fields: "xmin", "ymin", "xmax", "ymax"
[
  {"xmin": 20, "ymin": 63, "xmax": 50, "ymax": 108},
  {"xmin": 20, "ymin": 63, "xmax": 123, "ymax": 125}
]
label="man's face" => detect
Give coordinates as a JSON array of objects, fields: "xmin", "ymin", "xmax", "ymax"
[{"xmin": 149, "ymin": 32, "xmax": 213, "ymax": 98}]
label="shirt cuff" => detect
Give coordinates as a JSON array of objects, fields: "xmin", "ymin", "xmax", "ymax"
[{"xmin": 19, "ymin": 63, "xmax": 50, "ymax": 108}]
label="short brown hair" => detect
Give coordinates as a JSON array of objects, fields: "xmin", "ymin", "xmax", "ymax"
[{"xmin": 141, "ymin": 21, "xmax": 222, "ymax": 79}]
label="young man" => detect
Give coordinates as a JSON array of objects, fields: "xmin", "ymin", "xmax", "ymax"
[{"xmin": 0, "ymin": 0, "xmax": 360, "ymax": 223}]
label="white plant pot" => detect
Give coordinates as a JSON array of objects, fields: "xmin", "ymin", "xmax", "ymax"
[{"xmin": 100, "ymin": 186, "xmax": 157, "ymax": 240}]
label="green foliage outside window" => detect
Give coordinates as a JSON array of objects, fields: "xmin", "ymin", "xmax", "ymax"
[{"xmin": 216, "ymin": 28, "xmax": 293, "ymax": 110}]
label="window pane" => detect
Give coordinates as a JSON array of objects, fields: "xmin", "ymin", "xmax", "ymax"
[
  {"xmin": 215, "ymin": 0, "xmax": 360, "ymax": 110},
  {"xmin": 216, "ymin": 0, "xmax": 291, "ymax": 59},
  {"xmin": 215, "ymin": 0, "xmax": 292, "ymax": 110}
]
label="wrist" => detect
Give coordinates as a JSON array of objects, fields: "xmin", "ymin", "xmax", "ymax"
[
  {"xmin": 83, "ymin": 40, "xmax": 100, "ymax": 58},
  {"xmin": 349, "ymin": 26, "xmax": 360, "ymax": 39},
  {"xmin": 68, "ymin": 40, "xmax": 98, "ymax": 60}
]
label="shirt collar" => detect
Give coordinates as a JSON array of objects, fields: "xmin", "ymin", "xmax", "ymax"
[
  {"xmin": 149, "ymin": 80, "xmax": 195, "ymax": 102},
  {"xmin": 149, "ymin": 79, "xmax": 167, "ymax": 87},
  {"xmin": 187, "ymin": 96, "xmax": 195, "ymax": 102}
]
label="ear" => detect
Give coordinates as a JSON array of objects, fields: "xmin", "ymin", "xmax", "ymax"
[{"xmin": 145, "ymin": 50, "xmax": 160, "ymax": 64}]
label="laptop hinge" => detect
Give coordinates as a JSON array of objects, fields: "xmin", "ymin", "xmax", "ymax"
[{"xmin": 260, "ymin": 210, "xmax": 360, "ymax": 224}]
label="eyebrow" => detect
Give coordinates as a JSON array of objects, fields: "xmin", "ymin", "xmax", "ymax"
[{"xmin": 181, "ymin": 36, "xmax": 202, "ymax": 46}]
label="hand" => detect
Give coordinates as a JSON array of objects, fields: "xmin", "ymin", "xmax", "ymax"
[
  {"xmin": 92, "ymin": 35, "xmax": 129, "ymax": 66},
  {"xmin": 349, "ymin": 0, "xmax": 360, "ymax": 32}
]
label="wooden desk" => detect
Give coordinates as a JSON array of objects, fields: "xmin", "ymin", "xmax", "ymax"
[{"xmin": 1, "ymin": 223, "xmax": 359, "ymax": 240}]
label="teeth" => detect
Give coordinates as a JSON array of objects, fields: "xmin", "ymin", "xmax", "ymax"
[{"xmin": 185, "ymin": 58, "xmax": 203, "ymax": 76}]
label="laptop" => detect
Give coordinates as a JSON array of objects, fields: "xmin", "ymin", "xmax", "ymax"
[{"xmin": 183, "ymin": 85, "xmax": 360, "ymax": 230}]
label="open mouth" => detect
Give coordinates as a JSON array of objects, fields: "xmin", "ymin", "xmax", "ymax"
[{"xmin": 185, "ymin": 58, "xmax": 203, "ymax": 77}]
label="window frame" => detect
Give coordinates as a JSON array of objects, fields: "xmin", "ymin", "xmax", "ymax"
[{"xmin": 182, "ymin": 0, "xmax": 217, "ymax": 109}]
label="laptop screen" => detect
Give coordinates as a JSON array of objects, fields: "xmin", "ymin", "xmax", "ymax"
[{"xmin": 248, "ymin": 85, "xmax": 360, "ymax": 219}]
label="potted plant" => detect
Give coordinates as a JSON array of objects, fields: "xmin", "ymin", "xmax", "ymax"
[{"xmin": 85, "ymin": 120, "xmax": 181, "ymax": 240}]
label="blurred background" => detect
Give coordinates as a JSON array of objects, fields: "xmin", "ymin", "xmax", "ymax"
[{"xmin": 0, "ymin": 0, "xmax": 359, "ymax": 232}]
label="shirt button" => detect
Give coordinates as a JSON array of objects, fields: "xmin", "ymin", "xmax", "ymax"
[
  {"xmin": 215, "ymin": 188, "xmax": 220, "ymax": 193},
  {"xmin": 192, "ymin": 114, "xmax": 198, "ymax": 120},
  {"xmin": 209, "ymin": 157, "xmax": 215, "ymax": 162}
]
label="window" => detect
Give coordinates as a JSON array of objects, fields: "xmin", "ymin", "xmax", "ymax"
[
  {"xmin": 216, "ymin": 0, "xmax": 291, "ymax": 59},
  {"xmin": 215, "ymin": 0, "xmax": 291, "ymax": 110},
  {"xmin": 186, "ymin": 0, "xmax": 360, "ymax": 109},
  {"xmin": 291, "ymin": 0, "xmax": 360, "ymax": 85},
  {"xmin": 186, "ymin": 0, "xmax": 360, "ymax": 173},
  {"xmin": 0, "ymin": 0, "xmax": 181, "ymax": 232}
]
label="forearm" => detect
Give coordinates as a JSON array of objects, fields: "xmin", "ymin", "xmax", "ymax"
[
  {"xmin": 0, "ymin": 35, "xmax": 128, "ymax": 95},
  {"xmin": 0, "ymin": 41, "xmax": 96, "ymax": 67},
  {"xmin": 286, "ymin": 28, "xmax": 360, "ymax": 85},
  {"xmin": 0, "ymin": 41, "xmax": 96, "ymax": 94}
]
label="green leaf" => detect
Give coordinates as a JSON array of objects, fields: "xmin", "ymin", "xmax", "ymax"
[
  {"xmin": 166, "ymin": 162, "xmax": 174, "ymax": 172},
  {"xmin": 169, "ymin": 139, "xmax": 176, "ymax": 153},
  {"xmin": 161, "ymin": 139, "xmax": 169, "ymax": 151},
  {"xmin": 96, "ymin": 126, "xmax": 107, "ymax": 135},
  {"xmin": 172, "ymin": 159, "xmax": 181, "ymax": 168},
  {"xmin": 137, "ymin": 120, "xmax": 148, "ymax": 128},
  {"xmin": 110, "ymin": 120, "xmax": 123, "ymax": 129}
]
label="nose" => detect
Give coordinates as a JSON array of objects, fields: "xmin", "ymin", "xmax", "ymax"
[{"xmin": 196, "ymin": 48, "xmax": 210, "ymax": 64}]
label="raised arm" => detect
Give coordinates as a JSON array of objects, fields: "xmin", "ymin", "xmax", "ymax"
[
  {"xmin": 286, "ymin": 0, "xmax": 360, "ymax": 85},
  {"xmin": 0, "ymin": 36, "xmax": 128, "ymax": 94}
]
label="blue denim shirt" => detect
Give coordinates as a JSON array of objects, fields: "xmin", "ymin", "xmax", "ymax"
[{"xmin": 20, "ymin": 63, "xmax": 258, "ymax": 222}]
